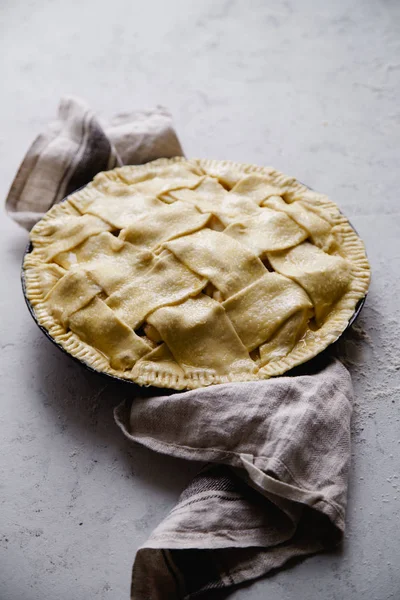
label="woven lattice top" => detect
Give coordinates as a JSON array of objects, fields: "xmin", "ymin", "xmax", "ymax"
[{"xmin": 24, "ymin": 158, "xmax": 370, "ymax": 389}]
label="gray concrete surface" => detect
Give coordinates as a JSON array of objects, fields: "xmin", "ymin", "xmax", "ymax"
[{"xmin": 1, "ymin": 1, "xmax": 399, "ymax": 598}]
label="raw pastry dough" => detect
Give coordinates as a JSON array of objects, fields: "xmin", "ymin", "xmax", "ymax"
[
  {"xmin": 24, "ymin": 158, "xmax": 370, "ymax": 389},
  {"xmin": 165, "ymin": 228, "xmax": 266, "ymax": 298},
  {"xmin": 147, "ymin": 295, "xmax": 255, "ymax": 377},
  {"xmin": 267, "ymin": 242, "xmax": 351, "ymax": 324}
]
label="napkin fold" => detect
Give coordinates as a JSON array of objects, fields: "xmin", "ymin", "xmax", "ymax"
[
  {"xmin": 8, "ymin": 98, "xmax": 354, "ymax": 599},
  {"xmin": 115, "ymin": 356, "xmax": 352, "ymax": 599},
  {"xmin": 6, "ymin": 96, "xmax": 183, "ymax": 230}
]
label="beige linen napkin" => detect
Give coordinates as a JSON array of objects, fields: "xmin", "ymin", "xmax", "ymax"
[
  {"xmin": 115, "ymin": 356, "xmax": 352, "ymax": 599},
  {"xmin": 6, "ymin": 96, "xmax": 183, "ymax": 230},
  {"xmin": 8, "ymin": 98, "xmax": 354, "ymax": 599}
]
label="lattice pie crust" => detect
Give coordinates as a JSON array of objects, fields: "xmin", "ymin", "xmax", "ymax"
[{"xmin": 24, "ymin": 158, "xmax": 370, "ymax": 390}]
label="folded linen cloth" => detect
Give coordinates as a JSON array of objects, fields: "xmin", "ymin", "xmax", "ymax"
[
  {"xmin": 115, "ymin": 356, "xmax": 352, "ymax": 599},
  {"xmin": 8, "ymin": 98, "xmax": 353, "ymax": 598},
  {"xmin": 6, "ymin": 96, "xmax": 183, "ymax": 230}
]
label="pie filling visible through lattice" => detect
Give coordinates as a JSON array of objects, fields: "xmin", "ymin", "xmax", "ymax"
[{"xmin": 24, "ymin": 158, "xmax": 370, "ymax": 390}]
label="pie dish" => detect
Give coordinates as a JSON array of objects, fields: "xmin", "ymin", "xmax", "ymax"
[{"xmin": 23, "ymin": 158, "xmax": 370, "ymax": 390}]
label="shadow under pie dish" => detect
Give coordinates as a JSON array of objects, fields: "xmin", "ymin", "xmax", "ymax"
[{"xmin": 22, "ymin": 157, "xmax": 370, "ymax": 390}]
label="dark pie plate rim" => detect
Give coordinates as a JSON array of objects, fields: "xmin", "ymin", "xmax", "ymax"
[{"xmin": 21, "ymin": 191, "xmax": 368, "ymax": 385}]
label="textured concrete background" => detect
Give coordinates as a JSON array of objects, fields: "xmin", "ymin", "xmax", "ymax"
[{"xmin": 1, "ymin": 1, "xmax": 399, "ymax": 599}]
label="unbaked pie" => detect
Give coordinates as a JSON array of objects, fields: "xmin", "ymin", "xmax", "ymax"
[{"xmin": 24, "ymin": 158, "xmax": 370, "ymax": 389}]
